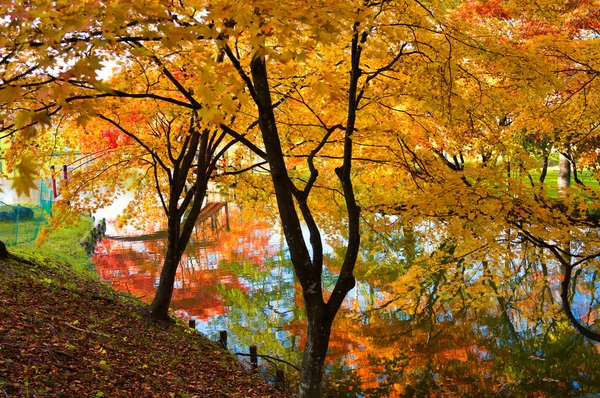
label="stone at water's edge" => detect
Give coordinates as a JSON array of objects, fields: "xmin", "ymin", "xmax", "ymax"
[{"xmin": 0, "ymin": 240, "xmax": 8, "ymax": 258}]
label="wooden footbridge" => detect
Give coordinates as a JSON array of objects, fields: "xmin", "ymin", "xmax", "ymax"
[{"xmin": 107, "ymin": 202, "xmax": 226, "ymax": 241}]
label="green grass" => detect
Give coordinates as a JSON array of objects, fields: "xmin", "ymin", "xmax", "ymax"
[
  {"xmin": 528, "ymin": 167, "xmax": 600, "ymax": 198},
  {"xmin": 11, "ymin": 214, "xmax": 95, "ymax": 276},
  {"xmin": 0, "ymin": 218, "xmax": 43, "ymax": 244},
  {"xmin": 0, "ymin": 205, "xmax": 49, "ymax": 246}
]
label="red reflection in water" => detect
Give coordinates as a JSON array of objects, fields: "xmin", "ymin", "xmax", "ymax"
[{"xmin": 92, "ymin": 204, "xmax": 282, "ymax": 321}]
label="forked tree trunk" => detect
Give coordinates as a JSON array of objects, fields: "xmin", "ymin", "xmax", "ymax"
[
  {"xmin": 99, "ymin": 113, "xmax": 227, "ymax": 322},
  {"xmin": 552, "ymin": 247, "xmax": 600, "ymax": 342},
  {"xmin": 230, "ymin": 17, "xmax": 365, "ymax": 396},
  {"xmin": 149, "ymin": 178, "xmax": 210, "ymax": 320},
  {"xmin": 248, "ymin": 54, "xmax": 353, "ymax": 395},
  {"xmin": 146, "ymin": 125, "xmax": 216, "ymax": 320}
]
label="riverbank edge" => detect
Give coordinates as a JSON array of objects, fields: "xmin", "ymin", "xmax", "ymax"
[{"xmin": 0, "ymin": 248, "xmax": 288, "ymax": 397}]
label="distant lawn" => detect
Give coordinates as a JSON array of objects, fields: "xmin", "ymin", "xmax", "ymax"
[{"xmin": 528, "ymin": 167, "xmax": 599, "ymax": 198}]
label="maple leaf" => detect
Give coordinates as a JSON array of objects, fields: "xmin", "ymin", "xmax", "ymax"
[{"xmin": 11, "ymin": 156, "xmax": 38, "ymax": 197}]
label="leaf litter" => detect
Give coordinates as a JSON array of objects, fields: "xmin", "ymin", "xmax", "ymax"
[{"xmin": 0, "ymin": 253, "xmax": 290, "ymax": 397}]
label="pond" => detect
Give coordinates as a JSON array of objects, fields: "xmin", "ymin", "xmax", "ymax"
[{"xmin": 91, "ymin": 200, "xmax": 600, "ymax": 397}]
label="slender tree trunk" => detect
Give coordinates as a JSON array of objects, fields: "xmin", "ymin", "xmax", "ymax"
[
  {"xmin": 149, "ymin": 216, "xmax": 182, "ymax": 320},
  {"xmin": 147, "ymin": 124, "xmax": 215, "ymax": 320},
  {"xmin": 560, "ymin": 259, "xmax": 600, "ymax": 342},
  {"xmin": 148, "ymin": 177, "xmax": 211, "ymax": 320},
  {"xmin": 97, "ymin": 113, "xmax": 225, "ymax": 322},
  {"xmin": 226, "ymin": 17, "xmax": 364, "ymax": 395},
  {"xmin": 248, "ymin": 53, "xmax": 354, "ymax": 397},
  {"xmin": 539, "ymin": 152, "xmax": 549, "ymax": 184},
  {"xmin": 558, "ymin": 153, "xmax": 571, "ymax": 193}
]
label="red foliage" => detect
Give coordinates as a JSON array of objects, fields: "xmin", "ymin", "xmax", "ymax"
[
  {"xmin": 9, "ymin": 11, "xmax": 34, "ymax": 21},
  {"xmin": 127, "ymin": 111, "xmax": 146, "ymax": 124},
  {"xmin": 517, "ymin": 19, "xmax": 555, "ymax": 38},
  {"xmin": 455, "ymin": 0, "xmax": 513, "ymax": 21},
  {"xmin": 101, "ymin": 128, "xmax": 132, "ymax": 149},
  {"xmin": 566, "ymin": 3, "xmax": 600, "ymax": 33}
]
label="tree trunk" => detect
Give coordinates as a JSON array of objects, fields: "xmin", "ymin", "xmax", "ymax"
[
  {"xmin": 0, "ymin": 240, "xmax": 8, "ymax": 258},
  {"xmin": 299, "ymin": 305, "xmax": 332, "ymax": 397},
  {"xmin": 149, "ymin": 217, "xmax": 182, "ymax": 320},
  {"xmin": 539, "ymin": 152, "xmax": 549, "ymax": 184},
  {"xmin": 148, "ymin": 178, "xmax": 210, "ymax": 320},
  {"xmin": 231, "ymin": 19, "xmax": 364, "ymax": 396},
  {"xmin": 249, "ymin": 54, "xmax": 334, "ymax": 396},
  {"xmin": 560, "ymin": 260, "xmax": 600, "ymax": 342},
  {"xmin": 96, "ymin": 113, "xmax": 225, "ymax": 322},
  {"xmin": 558, "ymin": 153, "xmax": 571, "ymax": 194}
]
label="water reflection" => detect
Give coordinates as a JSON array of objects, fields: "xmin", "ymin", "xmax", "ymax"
[
  {"xmin": 94, "ymin": 204, "xmax": 281, "ymax": 321},
  {"xmin": 92, "ymin": 203, "xmax": 600, "ymax": 396}
]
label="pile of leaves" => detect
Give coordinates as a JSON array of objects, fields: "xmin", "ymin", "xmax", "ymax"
[{"xmin": 0, "ymin": 251, "xmax": 289, "ymax": 397}]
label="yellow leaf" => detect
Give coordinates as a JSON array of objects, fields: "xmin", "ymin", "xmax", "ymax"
[
  {"xmin": 31, "ymin": 112, "xmax": 52, "ymax": 126},
  {"xmin": 281, "ymin": 63, "xmax": 297, "ymax": 77},
  {"xmin": 1, "ymin": 85, "xmax": 22, "ymax": 105},
  {"xmin": 14, "ymin": 111, "xmax": 33, "ymax": 130},
  {"xmin": 130, "ymin": 46, "xmax": 153, "ymax": 57},
  {"xmin": 220, "ymin": 95, "xmax": 237, "ymax": 115},
  {"xmin": 21, "ymin": 126, "xmax": 37, "ymax": 140},
  {"xmin": 11, "ymin": 156, "xmax": 38, "ymax": 197},
  {"xmin": 77, "ymin": 114, "xmax": 91, "ymax": 127},
  {"xmin": 197, "ymin": 107, "xmax": 223, "ymax": 125},
  {"xmin": 312, "ymin": 81, "xmax": 329, "ymax": 96}
]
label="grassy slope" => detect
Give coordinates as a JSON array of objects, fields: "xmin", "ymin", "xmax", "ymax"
[
  {"xmin": 0, "ymin": 223, "xmax": 287, "ymax": 397},
  {"xmin": 12, "ymin": 215, "xmax": 96, "ymax": 274}
]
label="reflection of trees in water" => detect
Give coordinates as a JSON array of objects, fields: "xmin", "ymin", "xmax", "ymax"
[
  {"xmin": 207, "ymin": 253, "xmax": 304, "ymax": 379},
  {"xmin": 94, "ymin": 207, "xmax": 600, "ymax": 396},
  {"xmin": 317, "ymin": 225, "xmax": 600, "ymax": 397},
  {"xmin": 321, "ymin": 306, "xmax": 600, "ymax": 397},
  {"xmin": 93, "ymin": 205, "xmax": 282, "ymax": 320}
]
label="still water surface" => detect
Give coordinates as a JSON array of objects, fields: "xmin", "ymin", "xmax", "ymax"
[{"xmin": 92, "ymin": 201, "xmax": 600, "ymax": 397}]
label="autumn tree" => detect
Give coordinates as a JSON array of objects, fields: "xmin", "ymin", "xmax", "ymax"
[
  {"xmin": 355, "ymin": 0, "xmax": 600, "ymax": 346},
  {"xmin": 3, "ymin": 0, "xmax": 600, "ymax": 395},
  {"xmin": 61, "ymin": 97, "xmax": 248, "ymax": 319},
  {"xmin": 4, "ymin": 1, "xmax": 375, "ymax": 394},
  {"xmin": 1, "ymin": 0, "xmax": 266, "ymax": 320}
]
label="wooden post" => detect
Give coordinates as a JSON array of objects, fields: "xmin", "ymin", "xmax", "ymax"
[
  {"xmin": 62, "ymin": 164, "xmax": 68, "ymax": 184},
  {"xmin": 275, "ymin": 369, "xmax": 285, "ymax": 389},
  {"xmin": 224, "ymin": 202, "xmax": 230, "ymax": 232},
  {"xmin": 219, "ymin": 330, "xmax": 228, "ymax": 349},
  {"xmin": 188, "ymin": 319, "xmax": 196, "ymax": 329},
  {"xmin": 249, "ymin": 345, "xmax": 258, "ymax": 370},
  {"xmin": 50, "ymin": 166, "xmax": 57, "ymax": 198}
]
